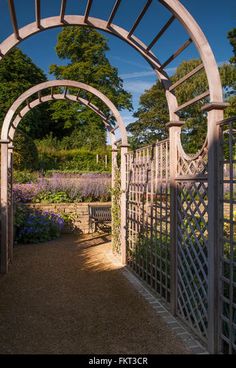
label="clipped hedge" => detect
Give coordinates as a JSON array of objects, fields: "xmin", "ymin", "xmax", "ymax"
[{"xmin": 37, "ymin": 148, "xmax": 111, "ymax": 172}]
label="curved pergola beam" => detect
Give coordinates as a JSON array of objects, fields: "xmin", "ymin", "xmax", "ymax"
[
  {"xmin": 0, "ymin": 0, "xmax": 225, "ymax": 118},
  {"xmin": 0, "ymin": 79, "xmax": 128, "ymax": 274},
  {"xmin": 1, "ymin": 80, "xmax": 128, "ymax": 145},
  {"xmin": 0, "ymin": 15, "xmax": 178, "ymax": 121},
  {"xmin": 160, "ymin": 0, "xmax": 223, "ymax": 102},
  {"xmin": 0, "ymin": 0, "xmax": 226, "ymax": 159},
  {"xmin": 8, "ymin": 94, "xmax": 114, "ymax": 142}
]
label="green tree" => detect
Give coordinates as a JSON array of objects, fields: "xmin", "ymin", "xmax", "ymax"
[
  {"xmin": 128, "ymin": 59, "xmax": 236, "ymax": 153},
  {"xmin": 13, "ymin": 129, "xmax": 39, "ymax": 170},
  {"xmin": 127, "ymin": 81, "xmax": 169, "ymax": 148},
  {"xmin": 224, "ymin": 28, "xmax": 236, "ymax": 119},
  {"xmin": 228, "ymin": 28, "xmax": 236, "ymax": 64},
  {"xmin": 0, "ymin": 48, "xmax": 52, "ymax": 138},
  {"xmin": 49, "ymin": 27, "xmax": 132, "ymax": 146}
]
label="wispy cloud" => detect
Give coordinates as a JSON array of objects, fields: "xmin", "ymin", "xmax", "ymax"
[
  {"xmin": 120, "ymin": 70, "xmax": 155, "ymax": 79},
  {"xmin": 111, "ymin": 56, "xmax": 150, "ymax": 70},
  {"xmin": 124, "ymin": 80, "xmax": 154, "ymax": 93},
  {"xmin": 120, "ymin": 66, "xmax": 177, "ymax": 80}
]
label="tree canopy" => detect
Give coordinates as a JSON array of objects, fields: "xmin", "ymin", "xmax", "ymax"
[
  {"xmin": 224, "ymin": 28, "xmax": 236, "ymax": 120},
  {"xmin": 228, "ymin": 28, "xmax": 236, "ymax": 64},
  {"xmin": 0, "ymin": 48, "xmax": 52, "ymax": 138},
  {"xmin": 127, "ymin": 81, "xmax": 169, "ymax": 149},
  {"xmin": 49, "ymin": 27, "xmax": 132, "ymax": 147},
  {"xmin": 127, "ymin": 56, "xmax": 236, "ymax": 153}
]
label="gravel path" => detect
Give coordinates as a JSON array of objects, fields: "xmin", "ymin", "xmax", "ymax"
[{"xmin": 0, "ymin": 234, "xmax": 189, "ymax": 354}]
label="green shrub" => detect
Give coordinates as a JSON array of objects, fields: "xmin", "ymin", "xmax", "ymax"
[
  {"xmin": 35, "ymin": 137, "xmax": 111, "ymax": 172},
  {"xmin": 13, "ymin": 170, "xmax": 39, "ymax": 184},
  {"xmin": 33, "ymin": 191, "xmax": 74, "ymax": 204},
  {"xmin": 13, "ymin": 130, "xmax": 39, "ymax": 170}
]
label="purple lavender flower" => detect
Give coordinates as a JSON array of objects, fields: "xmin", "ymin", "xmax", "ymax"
[{"xmin": 13, "ymin": 173, "xmax": 111, "ymax": 203}]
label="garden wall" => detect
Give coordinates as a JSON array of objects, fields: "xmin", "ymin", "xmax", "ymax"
[{"xmin": 23, "ymin": 202, "xmax": 111, "ymax": 234}]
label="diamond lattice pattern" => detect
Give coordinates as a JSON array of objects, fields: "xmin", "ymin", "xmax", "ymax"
[{"xmin": 177, "ymin": 180, "xmax": 208, "ymax": 341}]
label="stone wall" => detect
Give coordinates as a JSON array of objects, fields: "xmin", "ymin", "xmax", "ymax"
[{"xmin": 24, "ymin": 202, "xmax": 111, "ymax": 234}]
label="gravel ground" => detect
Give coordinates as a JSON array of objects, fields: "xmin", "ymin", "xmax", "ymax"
[{"xmin": 0, "ymin": 234, "xmax": 189, "ymax": 354}]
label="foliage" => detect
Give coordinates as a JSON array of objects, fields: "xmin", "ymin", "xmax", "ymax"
[
  {"xmin": 33, "ymin": 191, "xmax": 73, "ymax": 204},
  {"xmin": 128, "ymin": 58, "xmax": 236, "ymax": 153},
  {"xmin": 225, "ymin": 95, "xmax": 236, "ymax": 119},
  {"xmin": 13, "ymin": 173, "xmax": 111, "ymax": 203},
  {"xmin": 13, "ymin": 170, "xmax": 39, "ymax": 184},
  {"xmin": 228, "ymin": 28, "xmax": 236, "ymax": 64},
  {"xmin": 44, "ymin": 169, "xmax": 111, "ymax": 175},
  {"xmin": 35, "ymin": 135, "xmax": 111, "ymax": 171},
  {"xmin": 13, "ymin": 130, "xmax": 39, "ymax": 171},
  {"xmin": 58, "ymin": 211, "xmax": 77, "ymax": 233},
  {"xmin": 49, "ymin": 26, "xmax": 132, "ymax": 146},
  {"xmin": 13, "ymin": 183, "xmax": 42, "ymax": 203},
  {"xmin": 127, "ymin": 81, "xmax": 169, "ymax": 149},
  {"xmin": 0, "ymin": 48, "xmax": 52, "ymax": 137},
  {"xmin": 14, "ymin": 205, "xmax": 65, "ymax": 244}
]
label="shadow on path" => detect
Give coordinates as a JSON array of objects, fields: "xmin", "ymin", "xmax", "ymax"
[{"xmin": 0, "ymin": 234, "xmax": 189, "ymax": 354}]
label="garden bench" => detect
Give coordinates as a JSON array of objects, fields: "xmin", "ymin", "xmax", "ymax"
[{"xmin": 88, "ymin": 204, "xmax": 112, "ymax": 232}]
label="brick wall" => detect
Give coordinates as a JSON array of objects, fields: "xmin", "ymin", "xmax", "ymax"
[{"xmin": 23, "ymin": 202, "xmax": 111, "ymax": 234}]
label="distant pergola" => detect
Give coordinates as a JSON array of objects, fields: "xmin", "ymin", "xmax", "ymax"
[
  {"xmin": 1, "ymin": 79, "xmax": 128, "ymax": 273},
  {"xmin": 0, "ymin": 0, "xmax": 232, "ymax": 354}
]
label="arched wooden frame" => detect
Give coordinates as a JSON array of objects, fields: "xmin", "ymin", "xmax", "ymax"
[
  {"xmin": 0, "ymin": 1, "xmax": 229, "ymax": 353},
  {"xmin": 1, "ymin": 80, "xmax": 128, "ymax": 145},
  {"xmin": 0, "ymin": 80, "xmax": 128, "ymax": 274},
  {"xmin": 0, "ymin": 0, "xmax": 225, "ymax": 131}
]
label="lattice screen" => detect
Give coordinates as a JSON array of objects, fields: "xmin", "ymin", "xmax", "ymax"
[
  {"xmin": 176, "ymin": 180, "xmax": 208, "ymax": 341},
  {"xmin": 126, "ymin": 140, "xmax": 170, "ymax": 304},
  {"xmin": 174, "ymin": 142, "xmax": 209, "ymax": 343},
  {"xmin": 8, "ymin": 158, "xmax": 13, "ymax": 262},
  {"xmin": 219, "ymin": 118, "xmax": 236, "ymax": 354}
]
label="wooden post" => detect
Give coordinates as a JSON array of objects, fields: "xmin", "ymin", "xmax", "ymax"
[
  {"xmin": 96, "ymin": 154, "xmax": 99, "ymax": 164},
  {"xmin": 202, "ymin": 104, "xmax": 225, "ymax": 353},
  {"xmin": 105, "ymin": 154, "xmax": 108, "ymax": 168},
  {"xmin": 120, "ymin": 144, "xmax": 129, "ymax": 265},
  {"xmin": 110, "ymin": 128, "xmax": 118, "ymax": 253},
  {"xmin": 166, "ymin": 121, "xmax": 184, "ymax": 316},
  {"xmin": 0, "ymin": 141, "xmax": 9, "ymax": 273},
  {"xmin": 8, "ymin": 144, "xmax": 14, "ymax": 263},
  {"xmin": 111, "ymin": 149, "xmax": 118, "ymax": 192}
]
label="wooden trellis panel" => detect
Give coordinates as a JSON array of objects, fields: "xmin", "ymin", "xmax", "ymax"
[
  {"xmin": 218, "ymin": 118, "xmax": 236, "ymax": 354},
  {"xmin": 176, "ymin": 180, "xmax": 208, "ymax": 341},
  {"xmin": 126, "ymin": 140, "xmax": 170, "ymax": 304},
  {"xmin": 176, "ymin": 143, "xmax": 208, "ymax": 178},
  {"xmin": 176, "ymin": 143, "xmax": 208, "ymax": 343}
]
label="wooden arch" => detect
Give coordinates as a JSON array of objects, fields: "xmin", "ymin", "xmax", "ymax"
[
  {"xmin": 0, "ymin": 80, "xmax": 128, "ymax": 274},
  {"xmin": 0, "ymin": 1, "xmax": 230, "ymax": 353},
  {"xmin": 0, "ymin": 0, "xmax": 225, "ymax": 124},
  {"xmin": 1, "ymin": 79, "xmax": 128, "ymax": 145}
]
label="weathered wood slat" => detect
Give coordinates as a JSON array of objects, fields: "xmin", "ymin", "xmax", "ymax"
[
  {"xmin": 161, "ymin": 38, "xmax": 192, "ymax": 69},
  {"xmin": 59, "ymin": 0, "xmax": 67, "ymax": 22},
  {"xmin": 175, "ymin": 90, "xmax": 210, "ymax": 112},
  {"xmin": 128, "ymin": 0, "xmax": 152, "ymax": 38},
  {"xmin": 169, "ymin": 63, "xmax": 204, "ymax": 92},
  {"xmin": 35, "ymin": 0, "xmax": 41, "ymax": 28},
  {"xmin": 8, "ymin": 0, "xmax": 20, "ymax": 39},
  {"xmin": 107, "ymin": 0, "xmax": 122, "ymax": 27},
  {"xmin": 147, "ymin": 15, "xmax": 175, "ymax": 51},
  {"xmin": 84, "ymin": 0, "xmax": 93, "ymax": 22}
]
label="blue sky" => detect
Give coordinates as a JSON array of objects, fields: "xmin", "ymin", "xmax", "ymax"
[{"xmin": 0, "ymin": 0, "xmax": 235, "ymax": 128}]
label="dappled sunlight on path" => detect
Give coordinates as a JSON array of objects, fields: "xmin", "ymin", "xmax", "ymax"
[{"xmin": 0, "ymin": 234, "xmax": 189, "ymax": 354}]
